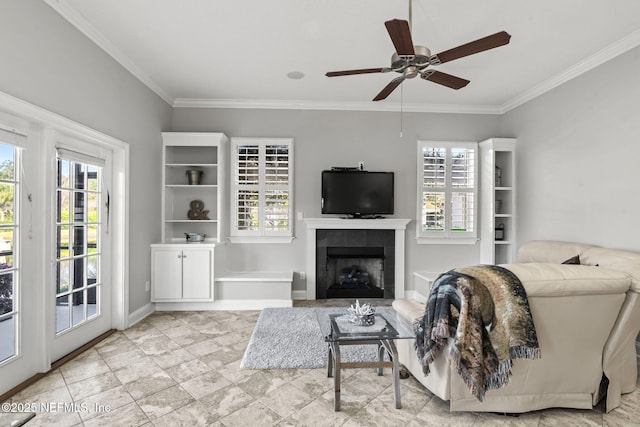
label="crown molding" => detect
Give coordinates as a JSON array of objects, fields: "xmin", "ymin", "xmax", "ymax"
[
  {"xmin": 172, "ymin": 98, "xmax": 503, "ymax": 115},
  {"xmin": 43, "ymin": 0, "xmax": 174, "ymax": 105},
  {"xmin": 45, "ymin": 1, "xmax": 640, "ymax": 115},
  {"xmin": 500, "ymin": 29, "xmax": 640, "ymax": 114}
]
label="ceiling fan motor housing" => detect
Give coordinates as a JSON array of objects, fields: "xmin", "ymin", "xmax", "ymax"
[{"xmin": 391, "ymin": 45, "xmax": 431, "ymax": 73}]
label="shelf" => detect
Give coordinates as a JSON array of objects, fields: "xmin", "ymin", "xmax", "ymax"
[
  {"xmin": 165, "ymin": 184, "xmax": 218, "ymax": 188},
  {"xmin": 480, "ymin": 138, "xmax": 516, "ymax": 264},
  {"xmin": 161, "ymin": 132, "xmax": 228, "ymax": 244},
  {"xmin": 166, "ymin": 163, "xmax": 218, "ymax": 168},
  {"xmin": 165, "ymin": 220, "xmax": 218, "ymax": 223},
  {"xmin": 166, "ymin": 238, "xmax": 219, "ymax": 244}
]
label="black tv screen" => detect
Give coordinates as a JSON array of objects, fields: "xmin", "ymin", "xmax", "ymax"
[{"xmin": 321, "ymin": 170, "xmax": 394, "ymax": 217}]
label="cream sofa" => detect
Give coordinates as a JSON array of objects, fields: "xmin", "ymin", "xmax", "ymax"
[{"xmin": 392, "ymin": 240, "xmax": 640, "ymax": 413}]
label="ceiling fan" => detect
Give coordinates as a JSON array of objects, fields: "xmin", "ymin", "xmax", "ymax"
[{"xmin": 325, "ymin": 18, "xmax": 511, "ymax": 101}]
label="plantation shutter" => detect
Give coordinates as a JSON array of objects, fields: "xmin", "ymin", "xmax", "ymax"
[
  {"xmin": 417, "ymin": 141, "xmax": 477, "ymax": 243},
  {"xmin": 235, "ymin": 144, "xmax": 260, "ymax": 231},
  {"xmin": 231, "ymin": 138, "xmax": 294, "ymax": 242},
  {"xmin": 264, "ymin": 144, "xmax": 289, "ymax": 232}
]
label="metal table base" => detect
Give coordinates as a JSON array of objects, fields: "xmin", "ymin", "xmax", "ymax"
[{"xmin": 326, "ymin": 338, "xmax": 402, "ymax": 411}]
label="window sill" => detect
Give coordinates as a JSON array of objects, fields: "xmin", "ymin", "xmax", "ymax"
[
  {"xmin": 416, "ymin": 237, "xmax": 479, "ymax": 245},
  {"xmin": 228, "ymin": 236, "xmax": 294, "ymax": 244}
]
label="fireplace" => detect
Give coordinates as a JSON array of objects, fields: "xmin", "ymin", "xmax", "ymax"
[
  {"xmin": 316, "ymin": 229, "xmax": 395, "ymax": 299},
  {"xmin": 326, "ymin": 246, "xmax": 385, "ymax": 298},
  {"xmin": 304, "ymin": 218, "xmax": 410, "ymax": 300}
]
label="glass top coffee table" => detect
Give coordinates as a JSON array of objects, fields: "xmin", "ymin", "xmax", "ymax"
[{"xmin": 316, "ymin": 307, "xmax": 415, "ymax": 411}]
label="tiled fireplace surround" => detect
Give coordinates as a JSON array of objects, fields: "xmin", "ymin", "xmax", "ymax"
[{"xmin": 304, "ymin": 218, "xmax": 411, "ymax": 300}]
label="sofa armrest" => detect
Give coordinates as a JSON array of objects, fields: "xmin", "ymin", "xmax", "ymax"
[{"xmin": 392, "ymin": 298, "xmax": 425, "ymax": 324}]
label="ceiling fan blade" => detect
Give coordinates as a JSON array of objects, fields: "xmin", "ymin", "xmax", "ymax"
[
  {"xmin": 432, "ymin": 31, "xmax": 511, "ymax": 64},
  {"xmin": 325, "ymin": 68, "xmax": 391, "ymax": 77},
  {"xmin": 423, "ymin": 70, "xmax": 470, "ymax": 90},
  {"xmin": 373, "ymin": 76, "xmax": 405, "ymax": 101},
  {"xmin": 385, "ymin": 19, "xmax": 415, "ymax": 56}
]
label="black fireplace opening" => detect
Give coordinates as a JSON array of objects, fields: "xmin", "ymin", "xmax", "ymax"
[
  {"xmin": 326, "ymin": 247, "xmax": 385, "ymax": 299},
  {"xmin": 316, "ymin": 229, "xmax": 395, "ymax": 299}
]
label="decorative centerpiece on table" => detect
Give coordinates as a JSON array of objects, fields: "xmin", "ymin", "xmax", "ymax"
[{"xmin": 346, "ymin": 299, "xmax": 376, "ymax": 326}]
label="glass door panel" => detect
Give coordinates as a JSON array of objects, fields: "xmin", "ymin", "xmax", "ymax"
[
  {"xmin": 55, "ymin": 158, "xmax": 102, "ymax": 335},
  {"xmin": 0, "ymin": 142, "xmax": 18, "ymax": 364}
]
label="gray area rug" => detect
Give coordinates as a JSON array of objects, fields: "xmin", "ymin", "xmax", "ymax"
[{"xmin": 241, "ymin": 306, "xmax": 396, "ymax": 369}]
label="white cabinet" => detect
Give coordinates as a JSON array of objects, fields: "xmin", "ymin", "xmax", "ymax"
[
  {"xmin": 161, "ymin": 132, "xmax": 228, "ymax": 243},
  {"xmin": 480, "ymin": 138, "xmax": 517, "ymax": 264},
  {"xmin": 151, "ymin": 244, "xmax": 215, "ymax": 302}
]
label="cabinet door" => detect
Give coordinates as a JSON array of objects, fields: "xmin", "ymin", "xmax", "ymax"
[
  {"xmin": 182, "ymin": 249, "xmax": 212, "ymax": 300},
  {"xmin": 152, "ymin": 249, "xmax": 183, "ymax": 300}
]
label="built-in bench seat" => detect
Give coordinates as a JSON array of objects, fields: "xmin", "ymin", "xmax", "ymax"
[{"xmin": 215, "ymin": 271, "xmax": 294, "ymax": 309}]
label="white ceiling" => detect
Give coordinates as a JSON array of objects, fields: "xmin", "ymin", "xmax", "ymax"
[{"xmin": 45, "ymin": 0, "xmax": 640, "ymax": 113}]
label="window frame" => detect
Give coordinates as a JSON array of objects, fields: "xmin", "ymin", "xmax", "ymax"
[
  {"xmin": 230, "ymin": 137, "xmax": 294, "ymax": 244},
  {"xmin": 416, "ymin": 140, "xmax": 478, "ymax": 245}
]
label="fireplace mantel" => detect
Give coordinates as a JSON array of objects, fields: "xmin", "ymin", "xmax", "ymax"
[
  {"xmin": 304, "ymin": 218, "xmax": 411, "ymax": 300},
  {"xmin": 304, "ymin": 218, "xmax": 411, "ymax": 231}
]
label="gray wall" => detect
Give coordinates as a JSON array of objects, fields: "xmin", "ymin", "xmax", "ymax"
[
  {"xmin": 172, "ymin": 108, "xmax": 502, "ymax": 294},
  {"xmin": 0, "ymin": 0, "xmax": 172, "ymax": 313},
  {"xmin": 501, "ymin": 46, "xmax": 640, "ymax": 252},
  {"xmin": 6, "ymin": 0, "xmax": 637, "ymax": 311}
]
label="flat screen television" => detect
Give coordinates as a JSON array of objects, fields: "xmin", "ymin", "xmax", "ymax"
[{"xmin": 321, "ymin": 170, "xmax": 394, "ymax": 217}]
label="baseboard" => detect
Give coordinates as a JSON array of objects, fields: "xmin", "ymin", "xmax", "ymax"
[
  {"xmin": 292, "ymin": 290, "xmax": 307, "ymax": 300},
  {"xmin": 128, "ymin": 303, "xmax": 155, "ymax": 327},
  {"xmin": 154, "ymin": 299, "xmax": 292, "ymax": 311}
]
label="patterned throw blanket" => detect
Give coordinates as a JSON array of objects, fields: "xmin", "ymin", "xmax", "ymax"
[{"xmin": 414, "ymin": 265, "xmax": 541, "ymax": 401}]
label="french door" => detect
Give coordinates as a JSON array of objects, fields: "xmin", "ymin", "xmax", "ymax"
[
  {"xmin": 0, "ymin": 93, "xmax": 128, "ymax": 397},
  {"xmin": 51, "ymin": 144, "xmax": 112, "ymax": 361}
]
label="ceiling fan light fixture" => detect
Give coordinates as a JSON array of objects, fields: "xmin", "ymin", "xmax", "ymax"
[{"xmin": 404, "ymin": 66, "xmax": 419, "ymax": 79}]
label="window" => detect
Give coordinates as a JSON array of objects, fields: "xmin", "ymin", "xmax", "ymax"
[
  {"xmin": 417, "ymin": 141, "xmax": 477, "ymax": 244},
  {"xmin": 230, "ymin": 138, "xmax": 294, "ymax": 243},
  {"xmin": 0, "ymin": 138, "xmax": 20, "ymax": 364}
]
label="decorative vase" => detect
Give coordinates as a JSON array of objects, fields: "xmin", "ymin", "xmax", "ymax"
[{"xmin": 186, "ymin": 170, "xmax": 203, "ymax": 185}]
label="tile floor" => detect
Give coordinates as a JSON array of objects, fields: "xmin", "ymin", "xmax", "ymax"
[{"xmin": 3, "ymin": 302, "xmax": 640, "ymax": 426}]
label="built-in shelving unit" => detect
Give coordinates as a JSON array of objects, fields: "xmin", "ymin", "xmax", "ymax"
[
  {"xmin": 480, "ymin": 138, "xmax": 516, "ymax": 264},
  {"xmin": 161, "ymin": 132, "xmax": 228, "ymax": 243}
]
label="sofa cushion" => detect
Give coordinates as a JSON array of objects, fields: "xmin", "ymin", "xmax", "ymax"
[
  {"xmin": 503, "ymin": 263, "xmax": 631, "ymax": 297},
  {"xmin": 581, "ymin": 247, "xmax": 640, "ymax": 292}
]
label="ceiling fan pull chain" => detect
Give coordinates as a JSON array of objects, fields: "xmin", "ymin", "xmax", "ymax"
[{"xmin": 400, "ymin": 83, "xmax": 404, "ymax": 138}]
